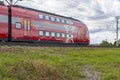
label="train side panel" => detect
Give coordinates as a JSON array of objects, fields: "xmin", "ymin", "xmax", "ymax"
[{"xmin": 0, "ymin": 5, "xmax": 8, "ymax": 41}]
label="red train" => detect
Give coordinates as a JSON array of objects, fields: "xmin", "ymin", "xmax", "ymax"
[{"xmin": 0, "ymin": 3, "xmax": 90, "ymax": 45}]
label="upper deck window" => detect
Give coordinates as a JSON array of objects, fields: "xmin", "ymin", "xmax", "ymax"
[
  {"xmin": 70, "ymin": 20, "xmax": 73, "ymax": 25},
  {"xmin": 28, "ymin": 20, "xmax": 31, "ymax": 30},
  {"xmin": 64, "ymin": 20, "xmax": 67, "ymax": 24},
  {"xmin": 56, "ymin": 18, "xmax": 60, "ymax": 22},
  {"xmin": 51, "ymin": 17, "xmax": 55, "ymax": 21},
  {"xmin": 66, "ymin": 20, "xmax": 70, "ymax": 24},
  {"xmin": 39, "ymin": 14, "xmax": 74, "ymax": 25},
  {"xmin": 45, "ymin": 16, "xmax": 50, "ymax": 20},
  {"xmin": 39, "ymin": 14, "xmax": 44, "ymax": 19},
  {"xmin": 61, "ymin": 19, "xmax": 65, "ymax": 23}
]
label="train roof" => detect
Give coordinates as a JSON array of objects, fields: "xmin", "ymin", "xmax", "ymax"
[{"xmin": 13, "ymin": 5, "xmax": 84, "ymax": 23}]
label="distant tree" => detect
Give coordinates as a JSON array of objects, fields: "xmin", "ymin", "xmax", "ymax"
[{"xmin": 99, "ymin": 40, "xmax": 113, "ymax": 46}]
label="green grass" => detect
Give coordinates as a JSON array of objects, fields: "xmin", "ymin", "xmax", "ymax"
[{"xmin": 0, "ymin": 46, "xmax": 120, "ymax": 80}]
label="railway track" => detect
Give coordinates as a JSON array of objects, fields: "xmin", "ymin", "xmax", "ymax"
[
  {"xmin": 0, "ymin": 42, "xmax": 119, "ymax": 48},
  {"xmin": 0, "ymin": 42, "xmax": 81, "ymax": 47}
]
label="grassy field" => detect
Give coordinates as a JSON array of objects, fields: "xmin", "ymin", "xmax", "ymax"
[{"xmin": 0, "ymin": 46, "xmax": 120, "ymax": 80}]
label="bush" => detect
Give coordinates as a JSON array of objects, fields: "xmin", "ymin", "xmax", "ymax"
[{"xmin": 99, "ymin": 40, "xmax": 113, "ymax": 46}]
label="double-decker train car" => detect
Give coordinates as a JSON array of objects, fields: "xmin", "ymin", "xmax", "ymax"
[{"xmin": 0, "ymin": 3, "xmax": 90, "ymax": 45}]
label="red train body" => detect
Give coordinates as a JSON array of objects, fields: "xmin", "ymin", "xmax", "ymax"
[{"xmin": 0, "ymin": 4, "xmax": 90, "ymax": 45}]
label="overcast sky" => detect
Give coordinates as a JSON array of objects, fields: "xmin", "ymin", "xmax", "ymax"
[{"xmin": 2, "ymin": 0, "xmax": 120, "ymax": 44}]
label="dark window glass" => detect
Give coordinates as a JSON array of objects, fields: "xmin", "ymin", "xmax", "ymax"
[
  {"xmin": 55, "ymin": 33, "xmax": 57, "ymax": 37},
  {"xmin": 64, "ymin": 20, "xmax": 67, "ymax": 24}
]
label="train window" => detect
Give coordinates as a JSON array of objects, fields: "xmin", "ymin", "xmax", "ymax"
[
  {"xmin": 67, "ymin": 34, "xmax": 69, "ymax": 38},
  {"xmin": 57, "ymin": 33, "xmax": 60, "ymax": 37},
  {"xmin": 70, "ymin": 20, "xmax": 73, "ymax": 25},
  {"xmin": 71, "ymin": 21, "xmax": 73, "ymax": 25},
  {"xmin": 45, "ymin": 16, "xmax": 50, "ymax": 20},
  {"xmin": 56, "ymin": 18, "xmax": 60, "ymax": 22},
  {"xmin": 39, "ymin": 14, "xmax": 44, "ymax": 19},
  {"xmin": 61, "ymin": 19, "xmax": 65, "ymax": 23},
  {"xmin": 66, "ymin": 20, "xmax": 70, "ymax": 24},
  {"xmin": 71, "ymin": 35, "xmax": 74, "ymax": 38},
  {"xmin": 28, "ymin": 20, "xmax": 30, "ymax": 30},
  {"xmin": 45, "ymin": 31, "xmax": 50, "ymax": 36},
  {"xmin": 59, "ymin": 19, "xmax": 62, "ymax": 23},
  {"xmin": 24, "ymin": 20, "xmax": 27, "ymax": 30},
  {"xmin": 69, "ymin": 34, "xmax": 71, "ymax": 37},
  {"xmin": 16, "ymin": 22, "xmax": 21, "ymax": 29},
  {"xmin": 62, "ymin": 33, "xmax": 65, "ymax": 38},
  {"xmin": 51, "ymin": 32, "xmax": 55, "ymax": 37},
  {"xmin": 51, "ymin": 17, "xmax": 55, "ymax": 21},
  {"xmin": 39, "ymin": 31, "xmax": 44, "ymax": 36},
  {"xmin": 64, "ymin": 20, "xmax": 67, "ymax": 24},
  {"xmin": 69, "ymin": 34, "xmax": 73, "ymax": 38}
]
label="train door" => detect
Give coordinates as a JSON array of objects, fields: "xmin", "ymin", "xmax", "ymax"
[{"xmin": 23, "ymin": 18, "xmax": 31, "ymax": 37}]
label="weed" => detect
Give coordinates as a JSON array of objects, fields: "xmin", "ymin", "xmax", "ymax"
[{"xmin": 0, "ymin": 47, "xmax": 120, "ymax": 80}]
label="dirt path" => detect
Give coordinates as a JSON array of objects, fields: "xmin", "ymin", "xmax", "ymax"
[{"xmin": 83, "ymin": 65, "xmax": 101, "ymax": 80}]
